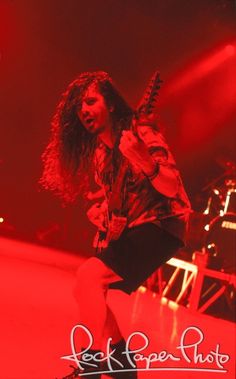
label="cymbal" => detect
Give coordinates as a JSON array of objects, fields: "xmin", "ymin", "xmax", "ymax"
[{"xmin": 215, "ymin": 156, "xmax": 236, "ymax": 172}]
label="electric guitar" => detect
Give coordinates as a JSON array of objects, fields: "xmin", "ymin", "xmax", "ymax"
[{"xmin": 93, "ymin": 70, "xmax": 162, "ymax": 251}]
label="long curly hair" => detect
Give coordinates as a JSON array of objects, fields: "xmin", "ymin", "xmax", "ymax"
[{"xmin": 40, "ymin": 71, "xmax": 133, "ymax": 203}]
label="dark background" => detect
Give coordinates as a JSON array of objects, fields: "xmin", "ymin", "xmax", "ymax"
[{"xmin": 0, "ymin": 0, "xmax": 235, "ymax": 255}]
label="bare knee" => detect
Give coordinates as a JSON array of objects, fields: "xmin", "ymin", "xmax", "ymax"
[
  {"xmin": 73, "ymin": 257, "xmax": 121, "ymax": 301},
  {"xmin": 74, "ymin": 258, "xmax": 109, "ymax": 299},
  {"xmin": 75, "ymin": 258, "xmax": 103, "ymax": 290}
]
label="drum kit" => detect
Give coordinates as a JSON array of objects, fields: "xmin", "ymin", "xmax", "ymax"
[{"xmin": 187, "ymin": 157, "xmax": 236, "ymax": 273}]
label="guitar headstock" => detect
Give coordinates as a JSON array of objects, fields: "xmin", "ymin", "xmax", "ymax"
[{"xmin": 136, "ymin": 70, "xmax": 162, "ymax": 118}]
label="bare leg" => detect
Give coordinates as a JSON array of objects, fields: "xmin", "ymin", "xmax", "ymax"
[
  {"xmin": 74, "ymin": 257, "xmax": 123, "ymax": 349},
  {"xmin": 73, "ymin": 258, "xmax": 137, "ymax": 378},
  {"xmin": 102, "ymin": 306, "xmax": 123, "ymax": 347}
]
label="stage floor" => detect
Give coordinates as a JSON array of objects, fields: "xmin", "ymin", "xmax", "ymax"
[{"xmin": 0, "ymin": 237, "xmax": 235, "ymax": 379}]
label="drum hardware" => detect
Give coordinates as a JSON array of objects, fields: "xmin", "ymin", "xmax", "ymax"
[
  {"xmin": 202, "ymin": 157, "xmax": 236, "ymax": 215},
  {"xmin": 223, "ymin": 188, "xmax": 236, "ymax": 214},
  {"xmin": 203, "ymin": 188, "xmax": 220, "ymax": 215},
  {"xmin": 197, "ymin": 157, "xmax": 236, "ymax": 273},
  {"xmin": 204, "ymin": 213, "xmax": 236, "ymax": 273}
]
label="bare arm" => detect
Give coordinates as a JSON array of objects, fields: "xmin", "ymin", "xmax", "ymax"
[{"xmin": 119, "ymin": 127, "xmax": 179, "ymax": 198}]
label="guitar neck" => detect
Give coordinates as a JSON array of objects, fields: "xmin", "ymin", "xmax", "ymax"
[{"xmin": 108, "ymin": 70, "xmax": 161, "ymax": 215}]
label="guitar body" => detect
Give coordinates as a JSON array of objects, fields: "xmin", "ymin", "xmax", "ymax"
[{"xmin": 93, "ymin": 214, "xmax": 128, "ymax": 250}]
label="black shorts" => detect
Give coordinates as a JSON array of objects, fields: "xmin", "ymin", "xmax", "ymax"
[{"xmin": 96, "ymin": 223, "xmax": 182, "ymax": 294}]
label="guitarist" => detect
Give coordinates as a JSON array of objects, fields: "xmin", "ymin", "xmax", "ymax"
[{"xmin": 40, "ymin": 71, "xmax": 191, "ymax": 378}]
